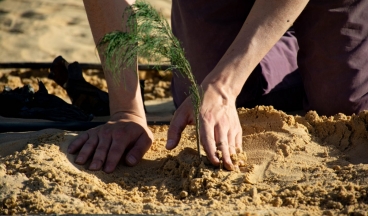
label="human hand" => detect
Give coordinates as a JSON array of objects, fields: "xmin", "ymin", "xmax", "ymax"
[
  {"xmin": 67, "ymin": 112, "xmax": 153, "ymax": 173},
  {"xmin": 167, "ymin": 83, "xmax": 243, "ymax": 170}
]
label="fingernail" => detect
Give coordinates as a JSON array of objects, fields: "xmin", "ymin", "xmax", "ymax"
[
  {"xmin": 127, "ymin": 155, "xmax": 137, "ymax": 165},
  {"xmin": 89, "ymin": 162, "xmax": 97, "ymax": 170},
  {"xmin": 166, "ymin": 140, "xmax": 175, "ymax": 149},
  {"xmin": 75, "ymin": 156, "xmax": 84, "ymax": 164}
]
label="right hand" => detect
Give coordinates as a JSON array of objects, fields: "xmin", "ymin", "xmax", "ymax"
[
  {"xmin": 167, "ymin": 82, "xmax": 243, "ymax": 171},
  {"xmin": 67, "ymin": 111, "xmax": 153, "ymax": 173}
]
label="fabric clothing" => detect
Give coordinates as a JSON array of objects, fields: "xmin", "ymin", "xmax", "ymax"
[
  {"xmin": 170, "ymin": 0, "xmax": 256, "ymax": 108},
  {"xmin": 170, "ymin": 0, "xmax": 368, "ymax": 115},
  {"xmin": 294, "ymin": 0, "xmax": 368, "ymax": 116},
  {"xmin": 236, "ymin": 31, "xmax": 303, "ymax": 112}
]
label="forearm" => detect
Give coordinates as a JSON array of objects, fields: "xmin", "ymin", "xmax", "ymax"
[
  {"xmin": 204, "ymin": 0, "xmax": 309, "ymax": 99},
  {"xmin": 83, "ymin": 0, "xmax": 145, "ymax": 117}
]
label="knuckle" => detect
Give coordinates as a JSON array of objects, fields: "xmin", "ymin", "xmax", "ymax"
[
  {"xmin": 228, "ymin": 144, "xmax": 236, "ymax": 153},
  {"xmin": 216, "ymin": 141, "xmax": 228, "ymax": 149},
  {"xmin": 109, "ymin": 143, "xmax": 126, "ymax": 153},
  {"xmin": 130, "ymin": 137, "xmax": 153, "ymax": 158},
  {"xmin": 201, "ymin": 112, "xmax": 213, "ymax": 123},
  {"xmin": 229, "ymin": 142, "xmax": 237, "ymax": 150},
  {"xmin": 111, "ymin": 130, "xmax": 128, "ymax": 141},
  {"xmin": 236, "ymin": 125, "xmax": 242, "ymax": 133},
  {"xmin": 236, "ymin": 141, "xmax": 243, "ymax": 149},
  {"xmin": 144, "ymin": 135, "xmax": 153, "ymax": 145},
  {"xmin": 168, "ymin": 126, "xmax": 179, "ymax": 135},
  {"xmin": 147, "ymin": 135, "xmax": 154, "ymax": 143},
  {"xmin": 131, "ymin": 145, "xmax": 147, "ymax": 157},
  {"xmin": 96, "ymin": 143, "xmax": 110, "ymax": 152},
  {"xmin": 79, "ymin": 132, "xmax": 89, "ymax": 139},
  {"xmin": 99, "ymin": 128, "xmax": 112, "ymax": 138},
  {"xmin": 83, "ymin": 140, "xmax": 97, "ymax": 149},
  {"xmin": 68, "ymin": 141, "xmax": 78, "ymax": 148},
  {"xmin": 72, "ymin": 134, "xmax": 87, "ymax": 144},
  {"xmin": 168, "ymin": 125, "xmax": 183, "ymax": 136},
  {"xmin": 82, "ymin": 140, "xmax": 92, "ymax": 146},
  {"xmin": 93, "ymin": 155, "xmax": 105, "ymax": 163}
]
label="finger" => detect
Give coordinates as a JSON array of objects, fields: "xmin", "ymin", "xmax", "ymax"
[
  {"xmin": 103, "ymin": 128, "xmax": 130, "ymax": 173},
  {"xmin": 74, "ymin": 131, "xmax": 99, "ymax": 165},
  {"xmin": 200, "ymin": 121, "xmax": 219, "ymax": 166},
  {"xmin": 235, "ymin": 130, "xmax": 243, "ymax": 152},
  {"xmin": 166, "ymin": 109, "xmax": 188, "ymax": 150},
  {"xmin": 227, "ymin": 129, "xmax": 237, "ymax": 156},
  {"xmin": 125, "ymin": 132, "xmax": 153, "ymax": 166},
  {"xmin": 228, "ymin": 128, "xmax": 239, "ymax": 170},
  {"xmin": 89, "ymin": 128, "xmax": 113, "ymax": 171},
  {"xmin": 68, "ymin": 132, "xmax": 89, "ymax": 154},
  {"xmin": 214, "ymin": 124, "xmax": 234, "ymax": 170}
]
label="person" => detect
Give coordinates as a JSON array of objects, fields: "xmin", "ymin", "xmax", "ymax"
[{"xmin": 68, "ymin": 0, "xmax": 368, "ymax": 172}]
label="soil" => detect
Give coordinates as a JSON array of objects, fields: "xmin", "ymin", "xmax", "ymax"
[{"xmin": 1, "ymin": 106, "xmax": 368, "ymax": 215}]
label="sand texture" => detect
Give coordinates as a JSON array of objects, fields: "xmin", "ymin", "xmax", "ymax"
[
  {"xmin": 0, "ymin": 0, "xmax": 172, "ymax": 102},
  {"xmin": 0, "ymin": 0, "xmax": 170, "ymax": 64},
  {"xmin": 0, "ymin": 66, "xmax": 172, "ymax": 105},
  {"xmin": 1, "ymin": 106, "xmax": 368, "ymax": 215}
]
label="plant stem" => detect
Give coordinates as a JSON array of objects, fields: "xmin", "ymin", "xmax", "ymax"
[{"xmin": 98, "ymin": 1, "xmax": 202, "ymax": 158}]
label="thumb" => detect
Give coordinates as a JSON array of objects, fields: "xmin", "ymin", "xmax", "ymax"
[{"xmin": 166, "ymin": 109, "xmax": 189, "ymax": 150}]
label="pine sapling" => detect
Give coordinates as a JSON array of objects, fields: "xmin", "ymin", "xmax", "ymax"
[{"xmin": 98, "ymin": 1, "xmax": 202, "ymax": 157}]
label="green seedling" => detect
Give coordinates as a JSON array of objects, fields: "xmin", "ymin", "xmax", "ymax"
[{"xmin": 98, "ymin": 1, "xmax": 202, "ymax": 157}]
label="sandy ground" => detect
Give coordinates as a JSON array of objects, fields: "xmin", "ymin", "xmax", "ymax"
[
  {"xmin": 1, "ymin": 106, "xmax": 368, "ymax": 215},
  {"xmin": 0, "ymin": 0, "xmax": 173, "ymax": 102},
  {"xmin": 0, "ymin": 0, "xmax": 171, "ymax": 63},
  {"xmin": 1, "ymin": 0, "xmax": 368, "ymax": 215}
]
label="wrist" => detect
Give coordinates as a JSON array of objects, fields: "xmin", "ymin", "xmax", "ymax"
[
  {"xmin": 201, "ymin": 81, "xmax": 237, "ymax": 107},
  {"xmin": 109, "ymin": 94, "xmax": 146, "ymax": 122},
  {"xmin": 108, "ymin": 82, "xmax": 146, "ymax": 121},
  {"xmin": 109, "ymin": 110, "xmax": 147, "ymax": 123},
  {"xmin": 109, "ymin": 100, "xmax": 145, "ymax": 119},
  {"xmin": 201, "ymin": 71, "xmax": 242, "ymax": 101}
]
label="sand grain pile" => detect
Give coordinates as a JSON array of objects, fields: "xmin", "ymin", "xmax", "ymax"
[{"xmin": 1, "ymin": 106, "xmax": 368, "ymax": 215}]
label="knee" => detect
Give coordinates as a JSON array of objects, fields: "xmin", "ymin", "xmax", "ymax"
[{"xmin": 306, "ymin": 90, "xmax": 365, "ymax": 116}]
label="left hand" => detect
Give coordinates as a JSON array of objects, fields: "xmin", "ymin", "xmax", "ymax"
[
  {"xmin": 68, "ymin": 112, "xmax": 153, "ymax": 173},
  {"xmin": 166, "ymin": 83, "xmax": 243, "ymax": 170}
]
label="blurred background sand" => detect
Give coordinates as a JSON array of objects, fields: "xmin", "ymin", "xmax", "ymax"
[
  {"xmin": 0, "ymin": 0, "xmax": 175, "ymax": 121},
  {"xmin": 0, "ymin": 0, "xmax": 171, "ymax": 63}
]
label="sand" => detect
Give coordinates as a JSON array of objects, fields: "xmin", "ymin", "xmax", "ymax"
[
  {"xmin": 1, "ymin": 106, "xmax": 368, "ymax": 215},
  {"xmin": 0, "ymin": 0, "xmax": 170, "ymax": 64},
  {"xmin": 0, "ymin": 0, "xmax": 172, "ymax": 102},
  {"xmin": 0, "ymin": 66, "xmax": 172, "ymax": 105}
]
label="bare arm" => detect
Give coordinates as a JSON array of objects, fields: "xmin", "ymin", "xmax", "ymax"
[
  {"xmin": 205, "ymin": 0, "xmax": 309, "ymax": 97},
  {"xmin": 84, "ymin": 0, "xmax": 144, "ymax": 116},
  {"xmin": 68, "ymin": 0, "xmax": 153, "ymax": 173},
  {"xmin": 168, "ymin": 0, "xmax": 309, "ymax": 170}
]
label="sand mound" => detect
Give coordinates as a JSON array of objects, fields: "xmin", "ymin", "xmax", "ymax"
[{"xmin": 1, "ymin": 106, "xmax": 368, "ymax": 215}]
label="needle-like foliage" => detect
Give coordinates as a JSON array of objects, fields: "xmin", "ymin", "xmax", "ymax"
[{"xmin": 98, "ymin": 1, "xmax": 202, "ymax": 157}]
